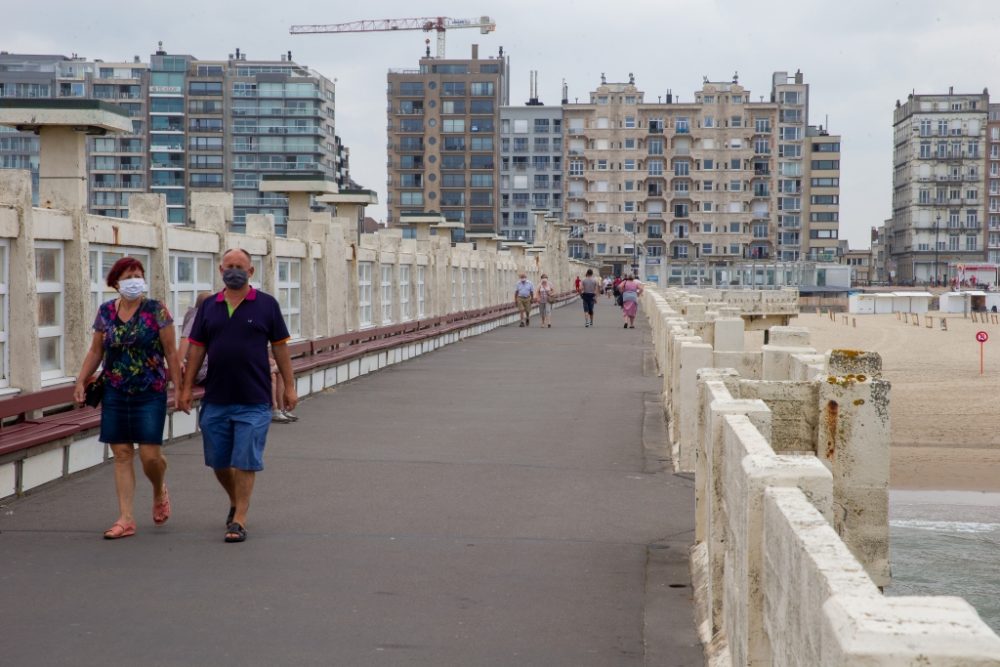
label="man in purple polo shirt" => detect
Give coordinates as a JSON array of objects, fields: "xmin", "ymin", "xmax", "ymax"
[{"xmin": 179, "ymin": 248, "xmax": 297, "ymax": 543}]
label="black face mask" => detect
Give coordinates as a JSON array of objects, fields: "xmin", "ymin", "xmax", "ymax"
[{"xmin": 223, "ymin": 268, "xmax": 249, "ymax": 290}]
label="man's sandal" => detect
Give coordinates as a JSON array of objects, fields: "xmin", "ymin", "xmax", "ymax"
[
  {"xmin": 226, "ymin": 506, "xmax": 236, "ymax": 527},
  {"xmin": 103, "ymin": 520, "xmax": 136, "ymax": 540},
  {"xmin": 224, "ymin": 521, "xmax": 247, "ymax": 543}
]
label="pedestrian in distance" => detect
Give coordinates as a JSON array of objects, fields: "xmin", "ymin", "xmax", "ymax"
[
  {"xmin": 178, "ymin": 291, "xmax": 213, "ymax": 387},
  {"xmin": 514, "ymin": 272, "xmax": 535, "ymax": 327},
  {"xmin": 574, "ymin": 275, "xmax": 582, "ymax": 294},
  {"xmin": 580, "ymin": 268, "xmax": 600, "ymax": 327},
  {"xmin": 178, "ymin": 248, "xmax": 297, "ymax": 543},
  {"xmin": 536, "ymin": 273, "xmax": 556, "ymax": 328},
  {"xmin": 73, "ymin": 257, "xmax": 184, "ymax": 540},
  {"xmin": 620, "ymin": 273, "xmax": 644, "ymax": 328}
]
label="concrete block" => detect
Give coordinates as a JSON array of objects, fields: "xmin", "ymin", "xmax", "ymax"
[
  {"xmin": 348, "ymin": 359, "xmax": 360, "ymax": 379},
  {"xmin": 762, "ymin": 345, "xmax": 816, "ymax": 381},
  {"xmin": 768, "ymin": 325, "xmax": 810, "ymax": 346},
  {"xmin": 678, "ymin": 341, "xmax": 714, "ymax": 472},
  {"xmin": 337, "ymin": 363, "xmax": 350, "ymax": 384},
  {"xmin": 311, "ymin": 370, "xmax": 324, "ymax": 392},
  {"xmin": 739, "ymin": 380, "xmax": 818, "ymax": 454},
  {"xmin": 22, "ymin": 447, "xmax": 64, "ymax": 491},
  {"xmin": 67, "ymin": 435, "xmax": 105, "ymax": 474},
  {"xmin": 171, "ymin": 409, "xmax": 197, "ymax": 438},
  {"xmin": 713, "ymin": 317, "xmax": 745, "ymax": 352},
  {"xmin": 0, "ymin": 461, "xmax": 16, "ymax": 498},
  {"xmin": 826, "ymin": 349, "xmax": 882, "ymax": 378},
  {"xmin": 295, "ymin": 376, "xmax": 311, "ymax": 397},
  {"xmin": 324, "ymin": 367, "xmax": 337, "ymax": 388}
]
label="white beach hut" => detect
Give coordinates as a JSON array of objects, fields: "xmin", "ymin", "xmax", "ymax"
[
  {"xmin": 892, "ymin": 291, "xmax": 933, "ymax": 314},
  {"xmin": 873, "ymin": 293, "xmax": 895, "ymax": 314},
  {"xmin": 938, "ymin": 292, "xmax": 969, "ymax": 313},
  {"xmin": 848, "ymin": 293, "xmax": 876, "ymax": 314}
]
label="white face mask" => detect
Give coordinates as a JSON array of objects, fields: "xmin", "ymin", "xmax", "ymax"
[{"xmin": 118, "ymin": 277, "xmax": 146, "ymax": 301}]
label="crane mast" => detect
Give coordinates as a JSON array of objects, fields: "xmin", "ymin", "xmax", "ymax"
[{"xmin": 290, "ymin": 16, "xmax": 496, "ymax": 58}]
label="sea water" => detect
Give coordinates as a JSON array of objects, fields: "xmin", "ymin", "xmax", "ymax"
[{"xmin": 886, "ymin": 490, "xmax": 1000, "ymax": 634}]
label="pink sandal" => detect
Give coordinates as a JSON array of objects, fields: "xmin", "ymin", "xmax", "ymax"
[
  {"xmin": 153, "ymin": 485, "xmax": 171, "ymax": 525},
  {"xmin": 103, "ymin": 520, "xmax": 136, "ymax": 540}
]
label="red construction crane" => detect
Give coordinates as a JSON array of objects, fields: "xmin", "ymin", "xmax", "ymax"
[{"xmin": 289, "ymin": 16, "xmax": 496, "ymax": 58}]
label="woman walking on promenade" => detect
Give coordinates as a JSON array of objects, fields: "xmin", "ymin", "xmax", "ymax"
[
  {"xmin": 74, "ymin": 257, "xmax": 183, "ymax": 539},
  {"xmin": 537, "ymin": 273, "xmax": 555, "ymax": 328},
  {"xmin": 620, "ymin": 273, "xmax": 643, "ymax": 329}
]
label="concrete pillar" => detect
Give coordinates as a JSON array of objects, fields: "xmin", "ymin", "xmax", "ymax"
[
  {"xmin": 817, "ymin": 350, "xmax": 891, "ymax": 587},
  {"xmin": 0, "ymin": 170, "xmax": 41, "ymax": 391},
  {"xmin": 190, "ymin": 192, "xmax": 232, "ymax": 292},
  {"xmin": 287, "ymin": 214, "xmax": 323, "ymax": 339},
  {"xmin": 678, "ymin": 340, "xmax": 714, "ymax": 472},
  {"xmin": 321, "ymin": 219, "xmax": 349, "ymax": 335},
  {"xmin": 713, "ymin": 317, "xmax": 745, "ymax": 352},
  {"xmin": 127, "ymin": 194, "xmax": 170, "ymax": 309},
  {"xmin": 246, "ymin": 214, "xmax": 276, "ymax": 294},
  {"xmin": 37, "ymin": 127, "xmax": 87, "ymax": 211}
]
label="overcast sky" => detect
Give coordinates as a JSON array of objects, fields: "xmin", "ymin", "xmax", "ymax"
[{"xmin": 6, "ymin": 0, "xmax": 1000, "ymax": 248}]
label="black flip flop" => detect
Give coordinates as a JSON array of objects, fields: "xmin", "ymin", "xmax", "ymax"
[
  {"xmin": 226, "ymin": 506, "xmax": 235, "ymax": 527},
  {"xmin": 225, "ymin": 521, "xmax": 247, "ymax": 543}
]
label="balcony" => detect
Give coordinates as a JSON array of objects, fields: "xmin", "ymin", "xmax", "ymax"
[{"xmin": 649, "ymin": 126, "xmax": 664, "ymax": 134}]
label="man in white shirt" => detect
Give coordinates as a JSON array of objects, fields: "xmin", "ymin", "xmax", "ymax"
[{"xmin": 513, "ymin": 273, "xmax": 535, "ymax": 327}]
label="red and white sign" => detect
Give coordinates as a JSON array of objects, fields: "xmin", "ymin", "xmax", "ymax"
[{"xmin": 977, "ymin": 331, "xmax": 989, "ymax": 343}]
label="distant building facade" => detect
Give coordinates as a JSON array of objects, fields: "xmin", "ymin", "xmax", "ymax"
[
  {"xmin": 498, "ymin": 100, "xmax": 563, "ymax": 242},
  {"xmin": 386, "ymin": 45, "xmax": 508, "ymax": 237},
  {"xmin": 890, "ymin": 89, "xmax": 989, "ymax": 283},
  {"xmin": 0, "ymin": 47, "xmax": 348, "ymax": 231},
  {"xmin": 561, "ymin": 71, "xmax": 841, "ymax": 283}
]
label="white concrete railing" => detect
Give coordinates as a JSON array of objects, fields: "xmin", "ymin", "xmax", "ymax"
[
  {"xmin": 644, "ymin": 286, "xmax": 1000, "ymax": 666},
  {"xmin": 0, "ymin": 169, "xmax": 583, "ymax": 395}
]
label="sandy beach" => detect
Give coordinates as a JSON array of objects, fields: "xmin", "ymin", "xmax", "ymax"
[{"xmin": 790, "ymin": 311, "xmax": 1000, "ymax": 492}]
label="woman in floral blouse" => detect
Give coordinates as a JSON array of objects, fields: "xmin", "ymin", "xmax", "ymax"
[{"xmin": 74, "ymin": 257, "xmax": 184, "ymax": 539}]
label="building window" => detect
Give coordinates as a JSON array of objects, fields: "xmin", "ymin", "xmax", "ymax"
[
  {"xmin": 358, "ymin": 262, "xmax": 373, "ymax": 328},
  {"xmin": 277, "ymin": 259, "xmax": 302, "ymax": 338},
  {"xmin": 417, "ymin": 266, "xmax": 426, "ymax": 317},
  {"xmin": 168, "ymin": 251, "xmax": 215, "ymax": 319},
  {"xmin": 450, "ymin": 268, "xmax": 459, "ymax": 311},
  {"xmin": 35, "ymin": 243, "xmax": 64, "ymax": 381},
  {"xmin": 379, "ymin": 263, "xmax": 394, "ymax": 324},
  {"xmin": 399, "ymin": 264, "xmax": 411, "ymax": 321}
]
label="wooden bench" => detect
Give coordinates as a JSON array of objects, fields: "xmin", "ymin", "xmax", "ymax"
[{"xmin": 0, "ymin": 384, "xmax": 98, "ymax": 457}]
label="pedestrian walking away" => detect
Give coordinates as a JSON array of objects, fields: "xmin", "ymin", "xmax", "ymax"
[
  {"xmin": 536, "ymin": 273, "xmax": 556, "ymax": 328},
  {"xmin": 514, "ymin": 273, "xmax": 535, "ymax": 327},
  {"xmin": 178, "ymin": 248, "xmax": 297, "ymax": 543},
  {"xmin": 580, "ymin": 268, "xmax": 600, "ymax": 327},
  {"xmin": 620, "ymin": 273, "xmax": 644, "ymax": 328},
  {"xmin": 73, "ymin": 257, "xmax": 185, "ymax": 540}
]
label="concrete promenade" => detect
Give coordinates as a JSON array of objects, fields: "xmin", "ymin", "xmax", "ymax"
[{"xmin": 0, "ymin": 303, "xmax": 700, "ymax": 666}]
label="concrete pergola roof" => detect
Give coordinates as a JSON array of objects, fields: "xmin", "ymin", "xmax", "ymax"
[
  {"xmin": 396, "ymin": 213, "xmax": 445, "ymax": 225},
  {"xmin": 431, "ymin": 221, "xmax": 465, "ymax": 230},
  {"xmin": 501, "ymin": 240, "xmax": 530, "ymax": 248},
  {"xmin": 316, "ymin": 189, "xmax": 378, "ymax": 205},
  {"xmin": 0, "ymin": 99, "xmax": 133, "ymax": 135},
  {"xmin": 259, "ymin": 173, "xmax": 339, "ymax": 195}
]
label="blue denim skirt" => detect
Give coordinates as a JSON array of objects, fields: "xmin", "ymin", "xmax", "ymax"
[{"xmin": 100, "ymin": 385, "xmax": 168, "ymax": 445}]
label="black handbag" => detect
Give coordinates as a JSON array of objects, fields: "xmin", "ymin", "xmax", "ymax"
[{"xmin": 84, "ymin": 374, "xmax": 105, "ymax": 408}]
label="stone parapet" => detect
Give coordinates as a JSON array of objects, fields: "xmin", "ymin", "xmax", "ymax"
[{"xmin": 641, "ymin": 285, "xmax": 1000, "ymax": 665}]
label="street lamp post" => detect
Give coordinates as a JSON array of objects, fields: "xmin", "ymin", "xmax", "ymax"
[{"xmin": 934, "ymin": 214, "xmax": 941, "ymax": 286}]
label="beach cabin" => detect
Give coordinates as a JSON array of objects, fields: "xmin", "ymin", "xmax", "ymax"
[
  {"xmin": 939, "ymin": 292, "xmax": 970, "ymax": 313},
  {"xmin": 874, "ymin": 293, "xmax": 895, "ymax": 314},
  {"xmin": 848, "ymin": 293, "xmax": 876, "ymax": 314},
  {"xmin": 891, "ymin": 291, "xmax": 933, "ymax": 314}
]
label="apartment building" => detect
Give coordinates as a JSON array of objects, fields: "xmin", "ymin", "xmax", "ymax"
[
  {"xmin": 988, "ymin": 103, "xmax": 1000, "ymax": 264},
  {"xmin": 890, "ymin": 89, "xmax": 988, "ymax": 283},
  {"xmin": 0, "ymin": 48, "xmax": 347, "ymax": 231},
  {"xmin": 498, "ymin": 96, "xmax": 563, "ymax": 242},
  {"xmin": 386, "ymin": 45, "xmax": 508, "ymax": 236},
  {"xmin": 562, "ymin": 71, "xmax": 840, "ymax": 283},
  {"xmin": 0, "ymin": 52, "xmax": 149, "ymax": 214}
]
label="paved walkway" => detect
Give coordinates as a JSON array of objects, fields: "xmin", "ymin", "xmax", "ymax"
[{"xmin": 1, "ymin": 299, "xmax": 700, "ymax": 666}]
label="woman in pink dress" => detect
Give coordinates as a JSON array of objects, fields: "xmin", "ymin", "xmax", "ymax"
[{"xmin": 619, "ymin": 274, "xmax": 643, "ymax": 328}]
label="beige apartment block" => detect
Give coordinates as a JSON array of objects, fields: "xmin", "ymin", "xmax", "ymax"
[
  {"xmin": 562, "ymin": 71, "xmax": 840, "ymax": 285},
  {"xmin": 386, "ymin": 45, "xmax": 508, "ymax": 236},
  {"xmin": 890, "ymin": 89, "xmax": 989, "ymax": 284},
  {"xmin": 988, "ymin": 103, "xmax": 1000, "ymax": 265}
]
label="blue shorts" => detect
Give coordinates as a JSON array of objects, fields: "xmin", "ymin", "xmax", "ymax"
[
  {"xmin": 100, "ymin": 385, "xmax": 167, "ymax": 445},
  {"xmin": 199, "ymin": 403, "xmax": 272, "ymax": 471},
  {"xmin": 581, "ymin": 293, "xmax": 596, "ymax": 314}
]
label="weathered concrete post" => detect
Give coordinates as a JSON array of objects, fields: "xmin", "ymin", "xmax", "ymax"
[
  {"xmin": 0, "ymin": 170, "xmax": 41, "ymax": 391},
  {"xmin": 245, "ymin": 214, "xmax": 277, "ymax": 295},
  {"xmin": 817, "ymin": 349, "xmax": 891, "ymax": 587}
]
